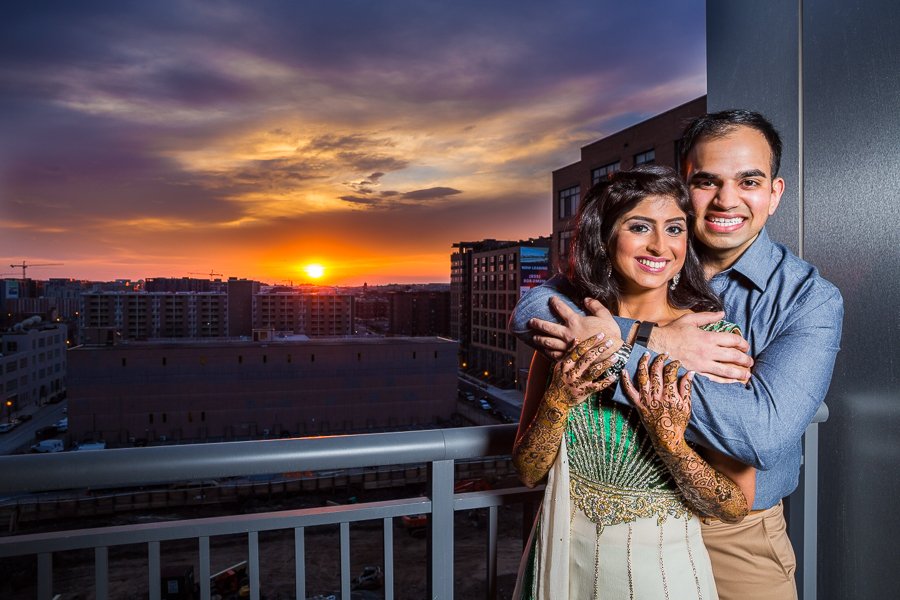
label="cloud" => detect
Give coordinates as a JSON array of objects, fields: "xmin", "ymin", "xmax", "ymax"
[
  {"xmin": 0, "ymin": 0, "xmax": 707, "ymax": 283},
  {"xmin": 402, "ymin": 187, "xmax": 462, "ymax": 201}
]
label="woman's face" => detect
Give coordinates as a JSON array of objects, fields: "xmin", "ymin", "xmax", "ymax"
[{"xmin": 609, "ymin": 194, "xmax": 688, "ymax": 292}]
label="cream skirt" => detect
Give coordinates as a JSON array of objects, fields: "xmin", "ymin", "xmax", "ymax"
[{"xmin": 514, "ymin": 440, "xmax": 719, "ymax": 600}]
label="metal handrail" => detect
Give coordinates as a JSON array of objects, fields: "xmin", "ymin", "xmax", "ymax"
[{"xmin": 0, "ymin": 424, "xmax": 520, "ymax": 494}]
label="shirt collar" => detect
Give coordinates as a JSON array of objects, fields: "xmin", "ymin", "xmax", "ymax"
[{"xmin": 717, "ymin": 227, "xmax": 776, "ymax": 290}]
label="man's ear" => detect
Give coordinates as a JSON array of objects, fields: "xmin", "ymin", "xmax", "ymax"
[{"xmin": 768, "ymin": 177, "xmax": 785, "ymax": 215}]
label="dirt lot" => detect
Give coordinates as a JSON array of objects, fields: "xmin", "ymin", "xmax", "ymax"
[{"xmin": 0, "ymin": 478, "xmax": 534, "ymax": 600}]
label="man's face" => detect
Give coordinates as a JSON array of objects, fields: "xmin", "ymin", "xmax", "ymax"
[{"xmin": 684, "ymin": 126, "xmax": 784, "ymax": 262}]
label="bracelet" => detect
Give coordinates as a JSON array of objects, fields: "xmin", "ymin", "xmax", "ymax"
[
  {"xmin": 635, "ymin": 321, "xmax": 657, "ymax": 347},
  {"xmin": 599, "ymin": 343, "xmax": 633, "ymax": 380}
]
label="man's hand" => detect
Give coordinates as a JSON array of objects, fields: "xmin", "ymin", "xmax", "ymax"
[
  {"xmin": 528, "ymin": 296, "xmax": 620, "ymax": 361},
  {"xmin": 650, "ymin": 312, "xmax": 753, "ymax": 382}
]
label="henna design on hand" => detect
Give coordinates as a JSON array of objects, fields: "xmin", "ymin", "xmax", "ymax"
[
  {"xmin": 622, "ymin": 353, "xmax": 749, "ymax": 522},
  {"xmin": 512, "ymin": 335, "xmax": 622, "ymax": 487}
]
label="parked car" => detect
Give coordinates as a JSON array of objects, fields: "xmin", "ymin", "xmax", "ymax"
[
  {"xmin": 54, "ymin": 418, "xmax": 68, "ymax": 432},
  {"xmin": 18, "ymin": 413, "xmax": 32, "ymax": 422},
  {"xmin": 0, "ymin": 423, "xmax": 14, "ymax": 434},
  {"xmin": 464, "ymin": 392, "xmax": 475, "ymax": 402},
  {"xmin": 75, "ymin": 441, "xmax": 106, "ymax": 451},
  {"xmin": 478, "ymin": 400, "xmax": 491, "ymax": 410},
  {"xmin": 32, "ymin": 439, "xmax": 64, "ymax": 453}
]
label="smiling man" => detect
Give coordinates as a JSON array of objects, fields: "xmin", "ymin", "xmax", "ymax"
[{"xmin": 509, "ymin": 110, "xmax": 843, "ymax": 600}]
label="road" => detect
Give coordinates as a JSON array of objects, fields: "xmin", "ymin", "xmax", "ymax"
[{"xmin": 0, "ymin": 401, "xmax": 67, "ymax": 455}]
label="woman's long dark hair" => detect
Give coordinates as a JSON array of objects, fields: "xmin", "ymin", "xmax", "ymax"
[{"xmin": 565, "ymin": 165, "xmax": 723, "ymax": 315}]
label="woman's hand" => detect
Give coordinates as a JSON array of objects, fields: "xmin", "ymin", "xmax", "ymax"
[
  {"xmin": 546, "ymin": 333, "xmax": 620, "ymax": 408},
  {"xmin": 622, "ymin": 353, "xmax": 750, "ymax": 522},
  {"xmin": 621, "ymin": 353, "xmax": 694, "ymax": 451}
]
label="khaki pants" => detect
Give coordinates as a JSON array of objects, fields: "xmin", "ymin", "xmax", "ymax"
[{"xmin": 700, "ymin": 501, "xmax": 798, "ymax": 600}]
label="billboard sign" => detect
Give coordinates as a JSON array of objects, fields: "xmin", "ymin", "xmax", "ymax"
[{"xmin": 520, "ymin": 247, "xmax": 550, "ymax": 292}]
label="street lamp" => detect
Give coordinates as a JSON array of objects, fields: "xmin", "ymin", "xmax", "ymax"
[{"xmin": 5, "ymin": 400, "xmax": 11, "ymax": 423}]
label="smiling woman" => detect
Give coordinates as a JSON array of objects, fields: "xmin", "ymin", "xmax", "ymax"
[{"xmin": 302, "ymin": 264, "xmax": 326, "ymax": 279}]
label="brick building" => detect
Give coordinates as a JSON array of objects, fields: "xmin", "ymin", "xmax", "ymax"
[{"xmin": 387, "ymin": 291, "xmax": 450, "ymax": 337}]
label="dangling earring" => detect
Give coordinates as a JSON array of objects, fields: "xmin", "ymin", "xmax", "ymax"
[
  {"xmin": 600, "ymin": 243, "xmax": 612, "ymax": 278},
  {"xmin": 670, "ymin": 272, "xmax": 681, "ymax": 290}
]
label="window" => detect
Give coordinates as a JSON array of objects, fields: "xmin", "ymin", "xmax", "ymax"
[
  {"xmin": 311, "ymin": 354, "xmax": 315, "ymax": 362},
  {"xmin": 238, "ymin": 355, "xmax": 243, "ymax": 364},
  {"xmin": 558, "ymin": 186, "xmax": 580, "ymax": 219},
  {"xmin": 200, "ymin": 356, "xmax": 206, "ymax": 366},
  {"xmin": 591, "ymin": 161, "xmax": 620, "ymax": 185},
  {"xmin": 412, "ymin": 352, "xmax": 417, "ymax": 359},
  {"xmin": 201, "ymin": 411, "xmax": 206, "ymax": 422},
  {"xmin": 162, "ymin": 357, "xmax": 167, "ymax": 366},
  {"xmin": 357, "ymin": 353, "xmax": 362, "ymax": 362},
  {"xmin": 122, "ymin": 358, "xmax": 127, "ymax": 367},
  {"xmin": 188, "ymin": 411, "xmax": 193, "ymax": 423},
  {"xmin": 287, "ymin": 354, "xmax": 292, "ymax": 363},
  {"xmin": 262, "ymin": 355, "xmax": 267, "ymax": 364},
  {"xmin": 39, "ymin": 338, "xmax": 45, "ymax": 348},
  {"xmin": 634, "ymin": 149, "xmax": 655, "ymax": 166},
  {"xmin": 162, "ymin": 413, "xmax": 167, "ymax": 424},
  {"xmin": 559, "ymin": 230, "xmax": 574, "ymax": 261},
  {"xmin": 149, "ymin": 414, "xmax": 154, "ymax": 424}
]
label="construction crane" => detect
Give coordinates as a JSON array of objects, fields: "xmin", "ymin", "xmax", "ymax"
[
  {"xmin": 9, "ymin": 261, "xmax": 64, "ymax": 279},
  {"xmin": 188, "ymin": 270, "xmax": 224, "ymax": 279}
]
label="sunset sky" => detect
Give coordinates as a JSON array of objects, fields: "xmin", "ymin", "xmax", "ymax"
[{"xmin": 1, "ymin": 1, "xmax": 706, "ymax": 285}]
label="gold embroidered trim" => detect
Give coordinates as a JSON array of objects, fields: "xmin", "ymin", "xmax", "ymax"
[{"xmin": 570, "ymin": 471, "xmax": 693, "ymax": 533}]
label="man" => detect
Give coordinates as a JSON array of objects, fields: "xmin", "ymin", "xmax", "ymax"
[{"xmin": 509, "ymin": 110, "xmax": 843, "ymax": 600}]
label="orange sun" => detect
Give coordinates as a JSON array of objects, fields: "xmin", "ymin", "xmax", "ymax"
[{"xmin": 302, "ymin": 263, "xmax": 326, "ymax": 279}]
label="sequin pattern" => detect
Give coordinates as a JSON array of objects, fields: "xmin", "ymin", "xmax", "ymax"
[{"xmin": 566, "ymin": 390, "xmax": 693, "ymax": 531}]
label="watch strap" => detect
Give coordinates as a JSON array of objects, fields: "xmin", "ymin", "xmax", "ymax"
[{"xmin": 635, "ymin": 321, "xmax": 657, "ymax": 347}]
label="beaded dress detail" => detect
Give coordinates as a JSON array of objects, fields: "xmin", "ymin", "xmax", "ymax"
[{"xmin": 566, "ymin": 391, "xmax": 692, "ymax": 532}]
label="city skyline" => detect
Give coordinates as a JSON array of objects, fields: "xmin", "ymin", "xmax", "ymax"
[{"xmin": 1, "ymin": 1, "xmax": 706, "ymax": 285}]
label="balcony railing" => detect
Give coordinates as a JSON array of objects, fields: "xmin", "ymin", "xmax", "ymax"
[
  {"xmin": 0, "ymin": 424, "xmax": 540, "ymax": 600},
  {"xmin": 0, "ymin": 404, "xmax": 829, "ymax": 600}
]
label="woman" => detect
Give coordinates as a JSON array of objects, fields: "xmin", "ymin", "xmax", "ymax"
[{"xmin": 512, "ymin": 166, "xmax": 755, "ymax": 599}]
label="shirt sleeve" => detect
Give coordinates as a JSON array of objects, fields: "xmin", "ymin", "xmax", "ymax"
[
  {"xmin": 611, "ymin": 285, "xmax": 844, "ymax": 471},
  {"xmin": 508, "ymin": 274, "xmax": 636, "ymax": 352}
]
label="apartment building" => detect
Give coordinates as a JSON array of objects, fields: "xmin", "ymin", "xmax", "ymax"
[
  {"xmin": 254, "ymin": 293, "xmax": 355, "ymax": 337},
  {"xmin": 0, "ymin": 321, "xmax": 68, "ymax": 412},
  {"xmin": 451, "ymin": 238, "xmax": 551, "ymax": 389},
  {"xmin": 80, "ymin": 292, "xmax": 228, "ymax": 340},
  {"xmin": 387, "ymin": 291, "xmax": 450, "ymax": 337}
]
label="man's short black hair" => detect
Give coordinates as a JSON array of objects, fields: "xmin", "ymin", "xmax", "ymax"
[{"xmin": 679, "ymin": 109, "xmax": 783, "ymax": 179}]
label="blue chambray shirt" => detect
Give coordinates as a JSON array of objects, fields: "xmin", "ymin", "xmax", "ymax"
[{"xmin": 509, "ymin": 228, "xmax": 844, "ymax": 510}]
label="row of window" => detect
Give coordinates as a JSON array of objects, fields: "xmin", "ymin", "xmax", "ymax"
[
  {"xmin": 474, "ymin": 253, "xmax": 517, "ymax": 265},
  {"xmin": 472, "ymin": 329, "xmax": 517, "ymax": 351},
  {"xmin": 473, "ymin": 293, "xmax": 519, "ymax": 310},
  {"xmin": 472, "ymin": 311, "xmax": 512, "ymax": 329},
  {"xmin": 3, "ymin": 364, "xmax": 61, "ymax": 391},
  {"xmin": 558, "ymin": 149, "xmax": 657, "ymax": 219}
]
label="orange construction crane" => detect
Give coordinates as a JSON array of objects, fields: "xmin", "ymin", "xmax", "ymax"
[{"xmin": 9, "ymin": 261, "xmax": 64, "ymax": 279}]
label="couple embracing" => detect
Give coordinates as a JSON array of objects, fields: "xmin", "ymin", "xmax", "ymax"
[{"xmin": 510, "ymin": 110, "xmax": 843, "ymax": 599}]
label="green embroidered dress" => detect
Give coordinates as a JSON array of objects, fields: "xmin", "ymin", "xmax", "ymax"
[{"xmin": 514, "ymin": 322, "xmax": 738, "ymax": 600}]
